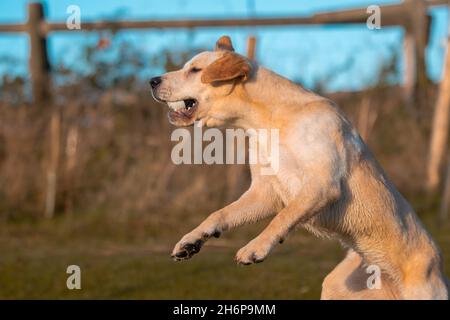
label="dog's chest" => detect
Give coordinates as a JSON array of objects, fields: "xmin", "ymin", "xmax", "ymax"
[
  {"xmin": 267, "ymin": 165, "xmax": 303, "ymax": 206},
  {"xmin": 253, "ymin": 142, "xmax": 305, "ymax": 205}
]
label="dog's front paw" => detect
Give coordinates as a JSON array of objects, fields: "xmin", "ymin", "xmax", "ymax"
[
  {"xmin": 235, "ymin": 238, "xmax": 273, "ymax": 265},
  {"xmin": 171, "ymin": 230, "xmax": 221, "ymax": 261},
  {"xmin": 171, "ymin": 238, "xmax": 204, "ymax": 261}
]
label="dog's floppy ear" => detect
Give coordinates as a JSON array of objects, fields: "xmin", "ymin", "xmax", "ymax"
[
  {"xmin": 201, "ymin": 52, "xmax": 252, "ymax": 84},
  {"xmin": 215, "ymin": 35, "xmax": 234, "ymax": 52}
]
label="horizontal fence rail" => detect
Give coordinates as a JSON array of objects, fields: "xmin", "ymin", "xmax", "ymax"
[
  {"xmin": 0, "ymin": 0, "xmax": 447, "ymax": 33},
  {"xmin": 36, "ymin": 3, "xmax": 435, "ymax": 32}
]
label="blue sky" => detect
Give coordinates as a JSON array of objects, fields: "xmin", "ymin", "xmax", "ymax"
[{"xmin": 0, "ymin": 0, "xmax": 448, "ymax": 91}]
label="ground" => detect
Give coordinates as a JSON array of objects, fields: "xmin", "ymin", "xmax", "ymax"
[{"xmin": 1, "ymin": 209, "xmax": 449, "ymax": 299}]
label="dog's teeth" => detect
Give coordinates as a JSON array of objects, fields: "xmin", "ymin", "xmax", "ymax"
[{"xmin": 167, "ymin": 100, "xmax": 186, "ymax": 111}]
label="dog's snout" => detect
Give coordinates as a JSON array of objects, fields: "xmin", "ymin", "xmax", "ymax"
[{"xmin": 150, "ymin": 76, "xmax": 162, "ymax": 89}]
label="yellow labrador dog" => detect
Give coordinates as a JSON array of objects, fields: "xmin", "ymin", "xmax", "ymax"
[{"xmin": 150, "ymin": 36, "xmax": 449, "ymax": 299}]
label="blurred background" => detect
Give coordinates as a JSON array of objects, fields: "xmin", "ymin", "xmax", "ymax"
[{"xmin": 0, "ymin": 0, "xmax": 449, "ymax": 299}]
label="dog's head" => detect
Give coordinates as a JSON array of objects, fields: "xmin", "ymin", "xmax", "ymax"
[{"xmin": 150, "ymin": 36, "xmax": 253, "ymax": 126}]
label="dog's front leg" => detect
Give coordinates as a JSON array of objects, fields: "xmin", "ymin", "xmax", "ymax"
[
  {"xmin": 235, "ymin": 180, "xmax": 341, "ymax": 265},
  {"xmin": 171, "ymin": 182, "xmax": 281, "ymax": 261}
]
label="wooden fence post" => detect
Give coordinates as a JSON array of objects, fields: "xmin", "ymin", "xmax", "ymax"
[
  {"xmin": 426, "ymin": 6, "xmax": 450, "ymax": 193},
  {"xmin": 45, "ymin": 110, "xmax": 61, "ymax": 218},
  {"xmin": 403, "ymin": 29, "xmax": 417, "ymax": 104},
  {"xmin": 402, "ymin": 0, "xmax": 430, "ymax": 107},
  {"xmin": 440, "ymin": 158, "xmax": 450, "ymax": 223},
  {"xmin": 247, "ymin": 36, "xmax": 256, "ymax": 60},
  {"xmin": 27, "ymin": 2, "xmax": 50, "ymax": 104},
  {"xmin": 357, "ymin": 95, "xmax": 378, "ymax": 142},
  {"xmin": 64, "ymin": 125, "xmax": 79, "ymax": 215}
]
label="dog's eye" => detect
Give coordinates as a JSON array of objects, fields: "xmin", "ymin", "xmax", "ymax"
[{"xmin": 190, "ymin": 67, "xmax": 202, "ymax": 73}]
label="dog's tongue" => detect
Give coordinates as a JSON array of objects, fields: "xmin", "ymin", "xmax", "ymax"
[{"xmin": 167, "ymin": 100, "xmax": 185, "ymax": 111}]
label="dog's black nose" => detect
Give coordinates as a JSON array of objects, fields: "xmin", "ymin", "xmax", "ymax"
[{"xmin": 150, "ymin": 76, "xmax": 162, "ymax": 89}]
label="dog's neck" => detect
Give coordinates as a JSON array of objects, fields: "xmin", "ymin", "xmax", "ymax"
[{"xmin": 209, "ymin": 67, "xmax": 326, "ymax": 130}]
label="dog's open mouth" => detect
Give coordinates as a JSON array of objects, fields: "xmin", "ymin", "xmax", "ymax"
[{"xmin": 166, "ymin": 99, "xmax": 198, "ymax": 122}]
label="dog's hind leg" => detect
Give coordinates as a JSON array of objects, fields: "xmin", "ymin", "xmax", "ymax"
[
  {"xmin": 397, "ymin": 254, "xmax": 449, "ymax": 300},
  {"xmin": 321, "ymin": 250, "xmax": 400, "ymax": 300}
]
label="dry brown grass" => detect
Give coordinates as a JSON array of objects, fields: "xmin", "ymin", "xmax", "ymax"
[{"xmin": 0, "ymin": 86, "xmax": 252, "ymax": 220}]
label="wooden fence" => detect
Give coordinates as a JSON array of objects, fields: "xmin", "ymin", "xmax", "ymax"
[{"xmin": 0, "ymin": 0, "xmax": 447, "ymax": 103}]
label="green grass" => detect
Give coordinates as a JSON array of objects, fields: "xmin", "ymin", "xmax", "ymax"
[
  {"xmin": 0, "ymin": 244, "xmax": 339, "ymax": 299},
  {"xmin": 0, "ymin": 212, "xmax": 449, "ymax": 299}
]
